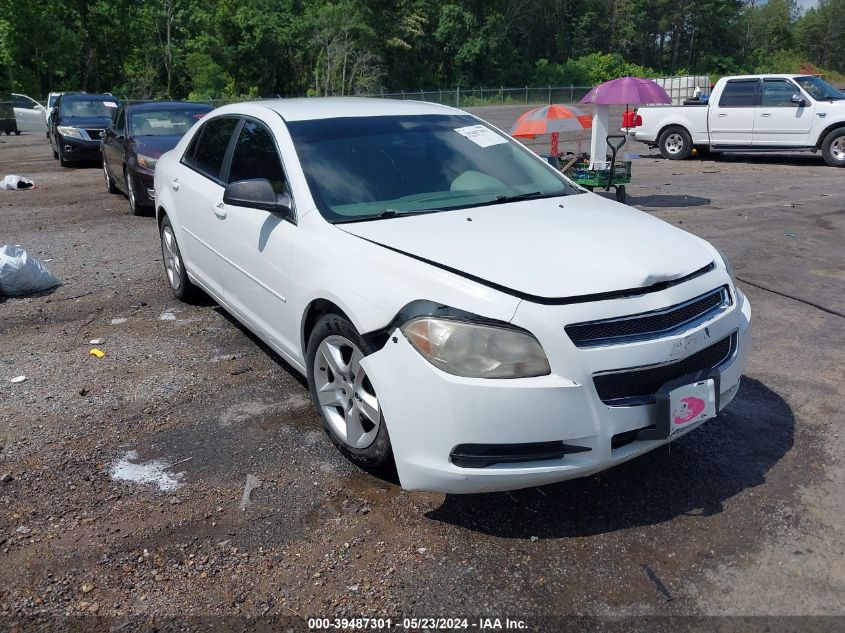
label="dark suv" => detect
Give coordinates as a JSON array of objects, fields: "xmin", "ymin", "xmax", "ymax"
[{"xmin": 49, "ymin": 93, "xmax": 120, "ymax": 166}]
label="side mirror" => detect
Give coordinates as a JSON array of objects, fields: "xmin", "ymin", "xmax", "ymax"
[
  {"xmin": 791, "ymin": 94, "xmax": 807, "ymax": 107},
  {"xmin": 223, "ymin": 178, "xmax": 293, "ymax": 217}
]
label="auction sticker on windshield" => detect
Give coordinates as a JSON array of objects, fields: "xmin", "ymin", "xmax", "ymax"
[
  {"xmin": 454, "ymin": 124, "xmax": 508, "ymax": 148},
  {"xmin": 669, "ymin": 379, "xmax": 716, "ymax": 434}
]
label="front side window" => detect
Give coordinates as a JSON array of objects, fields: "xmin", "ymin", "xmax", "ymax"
[
  {"xmin": 13, "ymin": 95, "xmax": 38, "ymax": 109},
  {"xmin": 287, "ymin": 114, "xmax": 577, "ymax": 222},
  {"xmin": 761, "ymin": 80, "xmax": 800, "ymax": 107},
  {"xmin": 191, "ymin": 117, "xmax": 239, "ymax": 180},
  {"xmin": 719, "ymin": 80, "xmax": 759, "ymax": 107},
  {"xmin": 794, "ymin": 76, "xmax": 844, "ymax": 101},
  {"xmin": 228, "ymin": 120, "xmax": 286, "ymax": 194}
]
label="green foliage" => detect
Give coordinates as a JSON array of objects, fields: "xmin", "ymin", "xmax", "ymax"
[{"xmin": 1, "ymin": 0, "xmax": 842, "ymax": 101}]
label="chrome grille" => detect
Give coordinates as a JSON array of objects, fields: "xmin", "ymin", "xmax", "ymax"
[
  {"xmin": 593, "ymin": 333, "xmax": 736, "ymax": 406},
  {"xmin": 566, "ymin": 286, "xmax": 730, "ymax": 347}
]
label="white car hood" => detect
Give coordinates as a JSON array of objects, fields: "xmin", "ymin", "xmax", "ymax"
[{"xmin": 339, "ymin": 194, "xmax": 714, "ymax": 300}]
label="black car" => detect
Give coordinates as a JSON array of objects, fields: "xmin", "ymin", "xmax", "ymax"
[
  {"xmin": 49, "ymin": 93, "xmax": 120, "ymax": 166},
  {"xmin": 101, "ymin": 101, "xmax": 212, "ymax": 215}
]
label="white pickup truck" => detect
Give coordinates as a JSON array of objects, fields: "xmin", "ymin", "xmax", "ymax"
[{"xmin": 635, "ymin": 74, "xmax": 845, "ymax": 167}]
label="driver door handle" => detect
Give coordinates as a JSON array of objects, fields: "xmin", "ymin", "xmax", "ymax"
[
  {"xmin": 760, "ymin": 112, "xmax": 772, "ymax": 117},
  {"xmin": 213, "ymin": 201, "xmax": 227, "ymax": 219}
]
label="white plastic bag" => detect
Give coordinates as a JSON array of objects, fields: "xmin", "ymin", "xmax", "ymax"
[
  {"xmin": 0, "ymin": 245, "xmax": 62, "ymax": 296},
  {"xmin": 0, "ymin": 175, "xmax": 34, "ymax": 191}
]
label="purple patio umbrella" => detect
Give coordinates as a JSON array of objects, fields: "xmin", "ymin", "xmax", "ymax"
[{"xmin": 580, "ymin": 76, "xmax": 672, "ymax": 105}]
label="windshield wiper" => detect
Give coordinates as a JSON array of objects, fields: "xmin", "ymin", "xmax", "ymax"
[{"xmin": 332, "ymin": 208, "xmax": 435, "ymax": 224}]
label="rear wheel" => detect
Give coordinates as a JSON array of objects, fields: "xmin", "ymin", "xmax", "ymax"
[
  {"xmin": 103, "ymin": 161, "xmax": 119, "ymax": 194},
  {"xmin": 306, "ymin": 314, "xmax": 392, "ymax": 469},
  {"xmin": 160, "ymin": 216, "xmax": 197, "ymax": 300},
  {"xmin": 821, "ymin": 128, "xmax": 845, "ymax": 168},
  {"xmin": 658, "ymin": 126, "xmax": 692, "ymax": 160}
]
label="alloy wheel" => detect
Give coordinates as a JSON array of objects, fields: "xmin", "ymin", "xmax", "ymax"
[
  {"xmin": 161, "ymin": 225, "xmax": 182, "ymax": 292},
  {"xmin": 313, "ymin": 335, "xmax": 381, "ymax": 449}
]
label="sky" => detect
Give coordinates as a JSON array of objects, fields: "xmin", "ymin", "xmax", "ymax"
[{"xmin": 796, "ymin": 0, "xmax": 819, "ymax": 12}]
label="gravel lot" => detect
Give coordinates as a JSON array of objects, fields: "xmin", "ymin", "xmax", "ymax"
[{"xmin": 1, "ymin": 106, "xmax": 844, "ymax": 632}]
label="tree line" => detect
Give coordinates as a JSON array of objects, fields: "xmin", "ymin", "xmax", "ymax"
[{"xmin": 0, "ymin": 0, "xmax": 842, "ymax": 101}]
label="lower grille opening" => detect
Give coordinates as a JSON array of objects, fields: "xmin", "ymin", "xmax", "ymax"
[
  {"xmin": 450, "ymin": 441, "xmax": 591, "ymax": 469},
  {"xmin": 594, "ymin": 332, "xmax": 736, "ymax": 406},
  {"xmin": 611, "ymin": 426, "xmax": 655, "ymax": 450}
]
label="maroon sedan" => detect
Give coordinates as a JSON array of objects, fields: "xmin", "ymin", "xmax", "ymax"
[{"xmin": 101, "ymin": 101, "xmax": 212, "ymax": 215}]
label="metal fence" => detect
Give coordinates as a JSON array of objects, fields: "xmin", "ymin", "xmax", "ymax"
[
  {"xmin": 33, "ymin": 75, "xmax": 711, "ymax": 108},
  {"xmin": 366, "ymin": 86, "xmax": 595, "ymax": 107}
]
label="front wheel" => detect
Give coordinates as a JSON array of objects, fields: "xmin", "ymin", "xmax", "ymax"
[
  {"xmin": 306, "ymin": 314, "xmax": 392, "ymax": 469},
  {"xmin": 658, "ymin": 126, "xmax": 693, "ymax": 160},
  {"xmin": 160, "ymin": 216, "xmax": 197, "ymax": 300},
  {"xmin": 126, "ymin": 171, "xmax": 142, "ymax": 215},
  {"xmin": 821, "ymin": 128, "xmax": 845, "ymax": 168}
]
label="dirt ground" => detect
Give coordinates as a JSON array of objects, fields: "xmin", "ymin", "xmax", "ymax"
[{"xmin": 1, "ymin": 105, "xmax": 844, "ymax": 633}]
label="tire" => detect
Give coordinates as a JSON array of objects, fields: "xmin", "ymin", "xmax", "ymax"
[
  {"xmin": 658, "ymin": 126, "xmax": 693, "ymax": 160},
  {"xmin": 615, "ymin": 185, "xmax": 626, "ymax": 203},
  {"xmin": 821, "ymin": 128, "xmax": 845, "ymax": 168},
  {"xmin": 59, "ymin": 151, "xmax": 70, "ymax": 167},
  {"xmin": 14, "ymin": 130, "xmax": 20, "ymax": 136},
  {"xmin": 103, "ymin": 161, "xmax": 119, "ymax": 194},
  {"xmin": 306, "ymin": 313, "xmax": 392, "ymax": 469},
  {"xmin": 52, "ymin": 147, "xmax": 58, "ymax": 159},
  {"xmin": 160, "ymin": 215, "xmax": 197, "ymax": 301},
  {"xmin": 125, "ymin": 170, "xmax": 142, "ymax": 215}
]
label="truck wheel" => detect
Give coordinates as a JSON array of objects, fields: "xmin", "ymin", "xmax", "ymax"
[
  {"xmin": 821, "ymin": 128, "xmax": 845, "ymax": 168},
  {"xmin": 658, "ymin": 126, "xmax": 692, "ymax": 160}
]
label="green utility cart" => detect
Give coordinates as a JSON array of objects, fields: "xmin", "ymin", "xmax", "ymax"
[{"xmin": 561, "ymin": 135, "xmax": 631, "ymax": 203}]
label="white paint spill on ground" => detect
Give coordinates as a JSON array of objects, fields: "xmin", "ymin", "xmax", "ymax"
[
  {"xmin": 110, "ymin": 318, "xmax": 127, "ymax": 325},
  {"xmin": 110, "ymin": 450, "xmax": 185, "ymax": 491},
  {"xmin": 159, "ymin": 308, "xmax": 179, "ymax": 321}
]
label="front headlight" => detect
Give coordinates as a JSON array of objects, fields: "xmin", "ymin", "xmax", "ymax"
[
  {"xmin": 137, "ymin": 153, "xmax": 158, "ymax": 170},
  {"xmin": 57, "ymin": 126, "xmax": 83, "ymax": 139},
  {"xmin": 715, "ymin": 247, "xmax": 735, "ymax": 282},
  {"xmin": 401, "ymin": 317, "xmax": 551, "ymax": 378}
]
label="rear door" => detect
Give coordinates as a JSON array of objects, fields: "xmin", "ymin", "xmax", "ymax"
[
  {"xmin": 752, "ymin": 78, "xmax": 815, "ymax": 147},
  {"xmin": 102, "ymin": 106, "xmax": 126, "ymax": 185},
  {"xmin": 214, "ymin": 117, "xmax": 299, "ymax": 356},
  {"xmin": 709, "ymin": 79, "xmax": 759, "ymax": 146},
  {"xmin": 172, "ymin": 115, "xmax": 240, "ymax": 299}
]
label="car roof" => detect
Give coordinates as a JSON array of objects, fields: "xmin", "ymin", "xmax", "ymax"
[
  {"xmin": 723, "ymin": 74, "xmax": 807, "ymax": 81},
  {"xmin": 61, "ymin": 93, "xmax": 118, "ymax": 101},
  {"xmin": 126, "ymin": 101, "xmax": 213, "ymax": 112},
  {"xmin": 211, "ymin": 97, "xmax": 462, "ymax": 122}
]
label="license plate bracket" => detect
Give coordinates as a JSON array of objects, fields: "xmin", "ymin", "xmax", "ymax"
[{"xmin": 637, "ymin": 370, "xmax": 721, "ymax": 441}]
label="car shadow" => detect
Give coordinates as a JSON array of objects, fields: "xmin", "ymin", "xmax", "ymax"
[
  {"xmin": 425, "ymin": 376, "xmax": 793, "ymax": 538},
  {"xmin": 640, "ymin": 151, "xmax": 826, "ymax": 168},
  {"xmin": 595, "ymin": 191, "xmax": 711, "ymax": 207}
]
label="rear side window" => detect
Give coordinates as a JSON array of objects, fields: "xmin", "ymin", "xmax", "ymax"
[
  {"xmin": 190, "ymin": 117, "xmax": 239, "ymax": 180},
  {"xmin": 719, "ymin": 80, "xmax": 759, "ymax": 107},
  {"xmin": 228, "ymin": 120, "xmax": 287, "ymax": 194}
]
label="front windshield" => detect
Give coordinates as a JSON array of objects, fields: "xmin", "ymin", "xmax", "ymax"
[
  {"xmin": 287, "ymin": 114, "xmax": 578, "ymax": 222},
  {"xmin": 61, "ymin": 98, "xmax": 119, "ymax": 117},
  {"xmin": 795, "ymin": 76, "xmax": 844, "ymax": 101},
  {"xmin": 130, "ymin": 107, "xmax": 210, "ymax": 136}
]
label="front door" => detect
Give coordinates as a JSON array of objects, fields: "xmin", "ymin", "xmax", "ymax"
[
  {"xmin": 213, "ymin": 117, "xmax": 299, "ymax": 357},
  {"xmin": 752, "ymin": 78, "xmax": 815, "ymax": 147},
  {"xmin": 709, "ymin": 78, "xmax": 759, "ymax": 146}
]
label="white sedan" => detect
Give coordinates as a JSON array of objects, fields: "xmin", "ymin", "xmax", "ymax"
[{"xmin": 153, "ymin": 98, "xmax": 751, "ymax": 493}]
